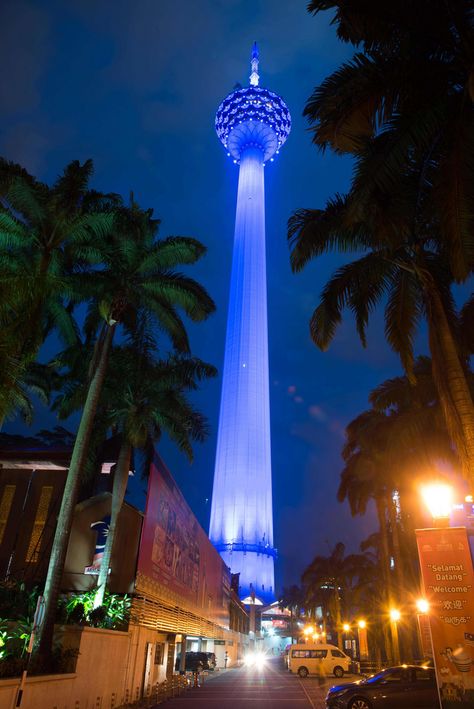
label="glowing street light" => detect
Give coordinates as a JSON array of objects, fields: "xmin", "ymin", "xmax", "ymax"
[
  {"xmin": 389, "ymin": 609, "xmax": 401, "ymax": 664},
  {"xmin": 420, "ymin": 483, "xmax": 453, "ymax": 525},
  {"xmin": 303, "ymin": 625, "xmax": 314, "ymax": 643},
  {"xmin": 416, "ymin": 599, "xmax": 429, "ymax": 614},
  {"xmin": 357, "ymin": 619, "xmax": 369, "ymax": 660},
  {"xmin": 343, "ymin": 623, "xmax": 350, "ymax": 632},
  {"xmin": 389, "ymin": 609, "xmax": 401, "ymax": 623}
]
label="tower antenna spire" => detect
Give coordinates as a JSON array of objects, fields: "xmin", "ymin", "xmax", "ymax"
[{"xmin": 249, "ymin": 41, "xmax": 259, "ymax": 86}]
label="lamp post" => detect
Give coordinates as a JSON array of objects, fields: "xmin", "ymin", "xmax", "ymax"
[
  {"xmin": 357, "ymin": 619, "xmax": 369, "ymax": 661},
  {"xmin": 415, "ymin": 599, "xmax": 432, "ymax": 661},
  {"xmin": 389, "ymin": 608, "xmax": 401, "ymax": 664},
  {"xmin": 420, "ymin": 484, "xmax": 453, "ymax": 528},
  {"xmin": 342, "ymin": 622, "xmax": 351, "ymax": 657},
  {"xmin": 303, "ymin": 625, "xmax": 314, "ymax": 644}
]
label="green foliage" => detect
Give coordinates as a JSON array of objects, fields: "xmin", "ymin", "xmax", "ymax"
[
  {"xmin": 60, "ymin": 590, "xmax": 131, "ymax": 630},
  {"xmin": 0, "ymin": 581, "xmax": 40, "ymax": 621},
  {"xmin": 0, "ymin": 621, "xmax": 11, "ymax": 660}
]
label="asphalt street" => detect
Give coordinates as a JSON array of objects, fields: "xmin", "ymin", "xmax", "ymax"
[{"xmin": 155, "ymin": 658, "xmax": 357, "ymax": 709}]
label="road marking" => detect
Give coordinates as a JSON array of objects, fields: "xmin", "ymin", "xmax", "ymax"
[{"xmin": 296, "ymin": 678, "xmax": 319, "ymax": 709}]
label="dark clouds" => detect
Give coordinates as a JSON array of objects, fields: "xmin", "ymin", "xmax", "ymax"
[{"xmin": 2, "ymin": 0, "xmax": 407, "ymax": 589}]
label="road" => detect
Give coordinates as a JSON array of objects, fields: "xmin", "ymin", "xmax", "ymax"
[{"xmin": 155, "ymin": 658, "xmax": 357, "ymax": 709}]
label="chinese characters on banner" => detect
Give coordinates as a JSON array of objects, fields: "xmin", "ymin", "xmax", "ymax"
[{"xmin": 416, "ymin": 527, "xmax": 474, "ymax": 708}]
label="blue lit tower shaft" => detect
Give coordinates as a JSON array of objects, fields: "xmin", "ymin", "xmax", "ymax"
[{"xmin": 210, "ymin": 45, "xmax": 291, "ymax": 605}]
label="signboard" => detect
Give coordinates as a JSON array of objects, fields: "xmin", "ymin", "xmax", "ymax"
[
  {"xmin": 416, "ymin": 527, "xmax": 474, "ymax": 708},
  {"xmin": 84, "ymin": 517, "xmax": 110, "ymax": 574},
  {"xmin": 136, "ymin": 453, "xmax": 230, "ymax": 628}
]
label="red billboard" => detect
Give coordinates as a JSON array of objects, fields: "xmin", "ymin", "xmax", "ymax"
[
  {"xmin": 416, "ymin": 527, "xmax": 474, "ymax": 708},
  {"xmin": 136, "ymin": 453, "xmax": 230, "ymax": 628}
]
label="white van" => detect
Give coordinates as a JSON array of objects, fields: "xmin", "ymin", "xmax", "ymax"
[{"xmin": 288, "ymin": 643, "xmax": 351, "ymax": 678}]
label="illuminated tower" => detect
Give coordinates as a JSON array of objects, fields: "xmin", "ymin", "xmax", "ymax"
[{"xmin": 210, "ymin": 44, "xmax": 291, "ymax": 605}]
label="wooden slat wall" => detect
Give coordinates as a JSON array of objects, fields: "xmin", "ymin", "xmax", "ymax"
[{"xmin": 132, "ymin": 595, "xmax": 227, "ymax": 639}]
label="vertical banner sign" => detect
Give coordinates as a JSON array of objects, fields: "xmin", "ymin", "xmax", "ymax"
[{"xmin": 416, "ymin": 527, "xmax": 474, "ymax": 708}]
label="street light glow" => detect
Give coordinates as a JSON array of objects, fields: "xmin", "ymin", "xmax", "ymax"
[
  {"xmin": 390, "ymin": 609, "xmax": 401, "ymax": 622},
  {"xmin": 358, "ymin": 619, "xmax": 366, "ymax": 629},
  {"xmin": 343, "ymin": 623, "xmax": 350, "ymax": 632},
  {"xmin": 421, "ymin": 483, "xmax": 453, "ymax": 520},
  {"xmin": 416, "ymin": 599, "xmax": 429, "ymax": 614},
  {"xmin": 303, "ymin": 625, "xmax": 314, "ymax": 636}
]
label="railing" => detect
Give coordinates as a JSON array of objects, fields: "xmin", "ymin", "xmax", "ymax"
[{"xmin": 121, "ymin": 675, "xmax": 190, "ymax": 707}]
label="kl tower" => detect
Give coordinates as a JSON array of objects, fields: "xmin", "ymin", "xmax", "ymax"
[{"xmin": 210, "ymin": 43, "xmax": 291, "ymax": 605}]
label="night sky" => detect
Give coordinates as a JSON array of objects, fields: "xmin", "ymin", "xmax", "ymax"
[{"xmin": 2, "ymin": 1, "xmax": 414, "ymax": 590}]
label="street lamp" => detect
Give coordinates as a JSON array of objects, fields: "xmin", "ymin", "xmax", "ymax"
[
  {"xmin": 415, "ymin": 599, "xmax": 433, "ymax": 660},
  {"xmin": 357, "ymin": 619, "xmax": 369, "ymax": 661},
  {"xmin": 303, "ymin": 625, "xmax": 314, "ymax": 644},
  {"xmin": 420, "ymin": 483, "xmax": 453, "ymax": 526},
  {"xmin": 416, "ymin": 599, "xmax": 429, "ymax": 615},
  {"xmin": 389, "ymin": 609, "xmax": 401, "ymax": 664},
  {"xmin": 342, "ymin": 623, "xmax": 351, "ymax": 657}
]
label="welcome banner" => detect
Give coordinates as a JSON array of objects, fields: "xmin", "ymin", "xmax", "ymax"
[{"xmin": 416, "ymin": 527, "xmax": 474, "ymax": 708}]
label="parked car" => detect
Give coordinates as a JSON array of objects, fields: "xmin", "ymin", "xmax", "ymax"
[
  {"xmin": 325, "ymin": 665, "xmax": 438, "ymax": 709},
  {"xmin": 288, "ymin": 643, "xmax": 352, "ymax": 678},
  {"xmin": 175, "ymin": 652, "xmax": 210, "ymax": 672}
]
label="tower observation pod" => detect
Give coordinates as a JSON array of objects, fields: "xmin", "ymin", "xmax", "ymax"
[{"xmin": 210, "ymin": 44, "xmax": 291, "ymax": 605}]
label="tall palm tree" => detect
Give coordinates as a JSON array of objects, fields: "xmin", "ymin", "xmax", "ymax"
[
  {"xmin": 290, "ymin": 0, "xmax": 474, "ymax": 484},
  {"xmin": 0, "ymin": 158, "xmax": 116, "ymax": 425},
  {"xmin": 91, "ymin": 339, "xmax": 216, "ymax": 606},
  {"xmin": 289, "ymin": 191, "xmax": 474, "ymax": 485},
  {"xmin": 302, "ymin": 542, "xmax": 368, "ymax": 646},
  {"xmin": 339, "ymin": 359, "xmax": 457, "ymax": 609},
  {"xmin": 37, "ymin": 200, "xmax": 215, "ymax": 658}
]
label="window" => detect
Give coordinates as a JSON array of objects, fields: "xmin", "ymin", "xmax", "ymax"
[
  {"xmin": 312, "ymin": 650, "xmax": 327, "ymax": 659},
  {"xmin": 382, "ymin": 669, "xmax": 405, "ymax": 683},
  {"xmin": 331, "ymin": 650, "xmax": 345, "ymax": 658},
  {"xmin": 414, "ymin": 668, "xmax": 434, "ymax": 682},
  {"xmin": 0, "ymin": 485, "xmax": 15, "ymax": 545},
  {"xmin": 26, "ymin": 486, "xmax": 53, "ymax": 563},
  {"xmin": 292, "ymin": 649, "xmax": 327, "ymax": 659},
  {"xmin": 155, "ymin": 643, "xmax": 165, "ymax": 665}
]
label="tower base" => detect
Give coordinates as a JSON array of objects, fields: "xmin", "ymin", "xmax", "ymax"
[{"xmin": 219, "ymin": 549, "xmax": 275, "ymax": 605}]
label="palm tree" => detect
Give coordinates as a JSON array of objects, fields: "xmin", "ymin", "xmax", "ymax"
[
  {"xmin": 37, "ymin": 199, "xmax": 215, "ymax": 658},
  {"xmin": 339, "ymin": 372, "xmax": 455, "ymax": 598},
  {"xmin": 290, "ymin": 0, "xmax": 474, "ymax": 485},
  {"xmin": 302, "ymin": 542, "xmax": 368, "ymax": 646},
  {"xmin": 289, "ymin": 192, "xmax": 474, "ymax": 485},
  {"xmin": 90, "ymin": 336, "xmax": 216, "ymax": 606},
  {"xmin": 0, "ymin": 158, "xmax": 116, "ymax": 425}
]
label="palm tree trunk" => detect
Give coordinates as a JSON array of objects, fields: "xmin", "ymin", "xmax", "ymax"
[
  {"xmin": 36, "ymin": 323, "xmax": 116, "ymax": 660},
  {"xmin": 375, "ymin": 496, "xmax": 391, "ymax": 602},
  {"xmin": 425, "ymin": 282, "xmax": 474, "ymax": 486},
  {"xmin": 376, "ymin": 495, "xmax": 393, "ymax": 661},
  {"xmin": 94, "ymin": 440, "xmax": 132, "ymax": 608}
]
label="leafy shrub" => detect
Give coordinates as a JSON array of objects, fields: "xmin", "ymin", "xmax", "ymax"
[
  {"xmin": 60, "ymin": 590, "xmax": 131, "ymax": 630},
  {"xmin": 0, "ymin": 582, "xmax": 39, "ymax": 621}
]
